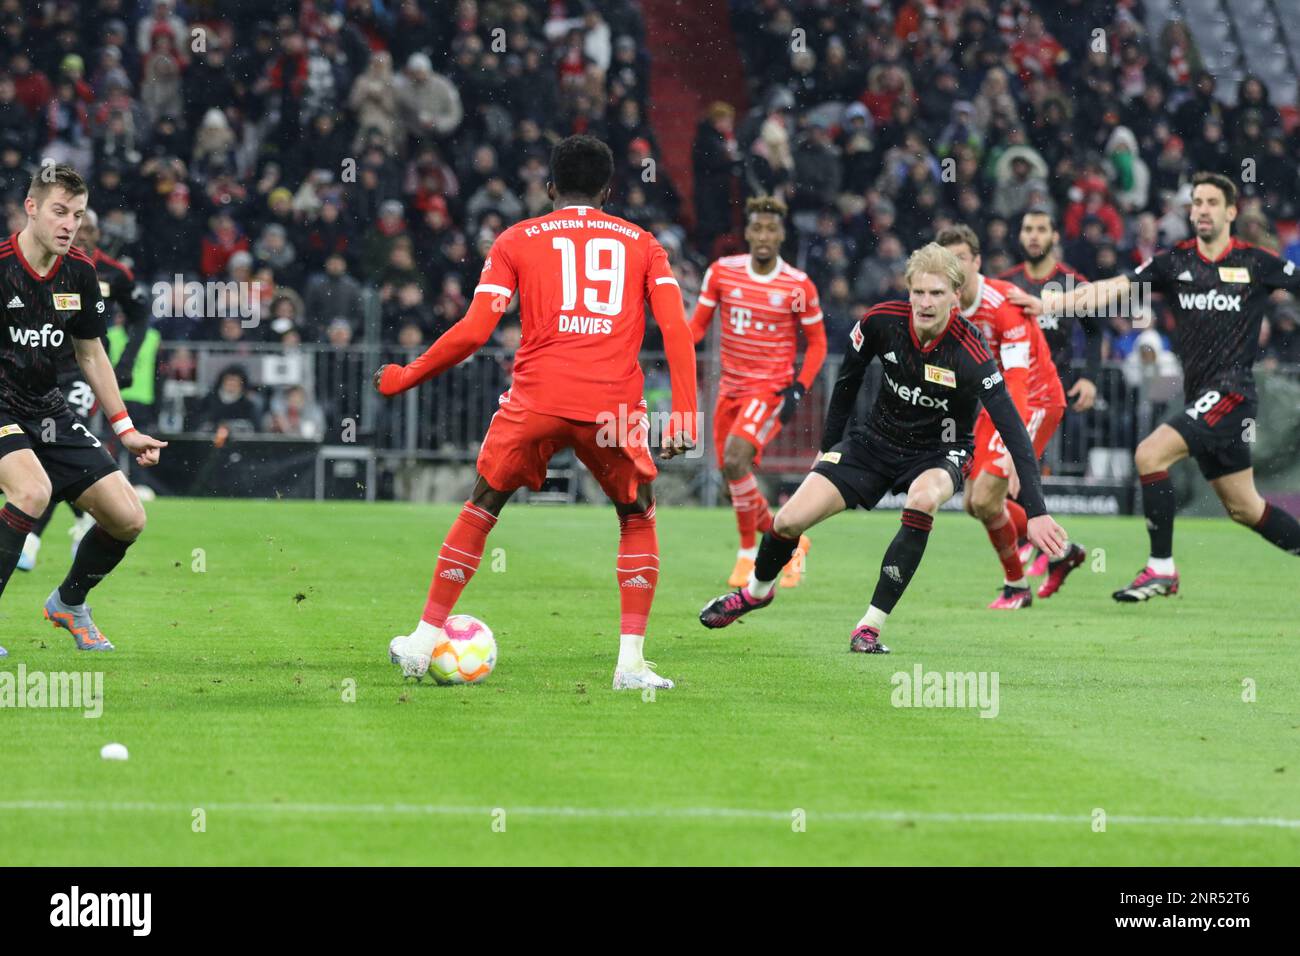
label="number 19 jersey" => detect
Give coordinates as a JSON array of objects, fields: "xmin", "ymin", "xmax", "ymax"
[{"xmin": 475, "ymin": 205, "xmax": 679, "ymax": 422}]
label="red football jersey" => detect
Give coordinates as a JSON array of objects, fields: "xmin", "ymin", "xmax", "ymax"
[
  {"xmin": 961, "ymin": 275, "xmax": 1065, "ymax": 410},
  {"xmin": 475, "ymin": 205, "xmax": 679, "ymax": 422},
  {"xmin": 695, "ymin": 254, "xmax": 822, "ymax": 398}
]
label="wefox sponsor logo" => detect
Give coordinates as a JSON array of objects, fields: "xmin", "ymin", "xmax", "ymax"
[
  {"xmin": 50, "ymin": 886, "xmax": 151, "ymax": 936},
  {"xmin": 890, "ymin": 663, "xmax": 999, "ymax": 718},
  {"xmin": 0, "ymin": 665, "xmax": 102, "ymax": 718},
  {"xmin": 882, "ymin": 370, "xmax": 949, "ymax": 410},
  {"xmin": 1176, "ymin": 290, "xmax": 1242, "ymax": 312},
  {"xmin": 8, "ymin": 323, "xmax": 64, "ymax": 348}
]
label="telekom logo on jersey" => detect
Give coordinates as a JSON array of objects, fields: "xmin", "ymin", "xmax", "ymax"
[{"xmin": 8, "ymin": 323, "xmax": 64, "ymax": 347}]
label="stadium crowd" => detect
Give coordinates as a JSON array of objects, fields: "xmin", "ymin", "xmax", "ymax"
[{"xmin": 0, "ymin": 0, "xmax": 1297, "ymax": 457}]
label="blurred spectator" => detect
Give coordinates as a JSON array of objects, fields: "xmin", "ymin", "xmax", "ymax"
[
  {"xmin": 745, "ymin": 114, "xmax": 793, "ymax": 199},
  {"xmin": 197, "ymin": 367, "xmax": 260, "ymax": 435},
  {"xmin": 1264, "ymin": 303, "xmax": 1300, "ymax": 366},
  {"xmin": 993, "ymin": 145, "xmax": 1049, "ymax": 220},
  {"xmin": 304, "ymin": 254, "xmax": 363, "ymax": 337},
  {"xmin": 395, "ymin": 52, "xmax": 463, "ymax": 148},
  {"xmin": 201, "ymin": 211, "xmax": 250, "ymax": 279},
  {"xmin": 347, "ymin": 49, "xmax": 399, "ymax": 153},
  {"xmin": 693, "ymin": 101, "xmax": 740, "ymax": 254},
  {"xmin": 266, "ymin": 385, "xmax": 325, "ymax": 440},
  {"xmin": 1103, "ymin": 127, "xmax": 1149, "ymax": 214},
  {"xmin": 1122, "ymin": 328, "xmax": 1181, "ymax": 389}
]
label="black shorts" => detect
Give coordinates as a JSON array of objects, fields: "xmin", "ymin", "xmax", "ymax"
[
  {"xmin": 0, "ymin": 404, "xmax": 119, "ymax": 503},
  {"xmin": 1166, "ymin": 389, "xmax": 1255, "ymax": 481},
  {"xmin": 812, "ymin": 428, "xmax": 971, "ymax": 511}
]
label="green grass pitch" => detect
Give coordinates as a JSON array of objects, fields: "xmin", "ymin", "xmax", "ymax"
[{"xmin": 1, "ymin": 498, "xmax": 1297, "ymax": 865}]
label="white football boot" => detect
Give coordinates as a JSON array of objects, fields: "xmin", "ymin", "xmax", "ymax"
[
  {"xmin": 612, "ymin": 660, "xmax": 675, "ymax": 690},
  {"xmin": 69, "ymin": 512, "xmax": 96, "ymax": 557},
  {"xmin": 16, "ymin": 532, "xmax": 40, "ymax": 571},
  {"xmin": 388, "ymin": 630, "xmax": 437, "ymax": 679}
]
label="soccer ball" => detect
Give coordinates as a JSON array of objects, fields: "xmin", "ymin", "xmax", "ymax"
[{"xmin": 430, "ymin": 615, "xmax": 498, "ymax": 685}]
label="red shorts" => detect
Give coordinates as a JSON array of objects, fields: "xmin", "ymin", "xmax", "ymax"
[
  {"xmin": 971, "ymin": 404, "xmax": 1064, "ymax": 480},
  {"xmin": 713, "ymin": 391, "xmax": 785, "ymax": 468},
  {"xmin": 476, "ymin": 400, "xmax": 657, "ymax": 505}
]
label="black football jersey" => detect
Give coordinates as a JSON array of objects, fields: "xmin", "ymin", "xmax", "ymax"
[
  {"xmin": 54, "ymin": 246, "xmax": 147, "ymax": 387},
  {"xmin": 1130, "ymin": 238, "xmax": 1300, "ymax": 401},
  {"xmin": 823, "ymin": 300, "xmax": 1050, "ymax": 515},
  {"xmin": 998, "ymin": 260, "xmax": 1100, "ymax": 386},
  {"xmin": 0, "ymin": 233, "xmax": 106, "ymax": 417}
]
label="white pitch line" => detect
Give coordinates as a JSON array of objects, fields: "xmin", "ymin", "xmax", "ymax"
[{"xmin": 1, "ymin": 801, "xmax": 1298, "ymax": 830}]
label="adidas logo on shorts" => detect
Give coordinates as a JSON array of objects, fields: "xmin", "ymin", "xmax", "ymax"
[
  {"xmin": 439, "ymin": 567, "xmax": 466, "ymax": 583},
  {"xmin": 621, "ymin": 574, "xmax": 653, "ymax": 589}
]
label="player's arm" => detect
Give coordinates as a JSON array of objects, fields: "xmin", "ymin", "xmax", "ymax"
[
  {"xmin": 781, "ymin": 276, "xmax": 827, "ymax": 424},
  {"xmin": 70, "ymin": 266, "xmax": 166, "ymax": 465},
  {"xmin": 1007, "ymin": 272, "xmax": 1135, "ymax": 322},
  {"xmin": 374, "ymin": 293, "xmax": 506, "ymax": 395},
  {"xmin": 649, "ymin": 278, "xmax": 698, "ymax": 458},
  {"xmin": 992, "ymin": 304, "xmax": 1031, "ymax": 418},
  {"xmin": 646, "ymin": 240, "xmax": 697, "ymax": 458},
  {"xmin": 688, "ymin": 264, "xmax": 719, "ymax": 343},
  {"xmin": 72, "ymin": 336, "xmax": 167, "ymax": 466},
  {"xmin": 1069, "ymin": 309, "xmax": 1103, "ymax": 411},
  {"xmin": 820, "ymin": 315, "xmax": 875, "ymax": 451},
  {"xmin": 111, "ymin": 272, "xmax": 151, "ymax": 388},
  {"xmin": 1257, "ymin": 249, "xmax": 1300, "ymax": 293},
  {"xmin": 375, "ymin": 236, "xmax": 516, "ymax": 395}
]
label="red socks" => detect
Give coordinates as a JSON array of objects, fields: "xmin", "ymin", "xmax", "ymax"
[
  {"xmin": 1005, "ymin": 498, "xmax": 1028, "ymax": 540},
  {"xmin": 422, "ymin": 501, "xmax": 497, "ymax": 627},
  {"xmin": 985, "ymin": 507, "xmax": 1023, "ymax": 582},
  {"xmin": 728, "ymin": 474, "xmax": 771, "ymax": 548},
  {"xmin": 616, "ymin": 502, "xmax": 659, "ymax": 635}
]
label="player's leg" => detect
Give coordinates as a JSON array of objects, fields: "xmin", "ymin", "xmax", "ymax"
[
  {"xmin": 1211, "ymin": 468, "xmax": 1300, "ymax": 556},
  {"xmin": 700, "ymin": 471, "xmax": 845, "ymax": 627},
  {"xmin": 721, "ymin": 429, "xmax": 764, "ymax": 586},
  {"xmin": 966, "ymin": 411, "xmax": 1034, "ymax": 606},
  {"xmin": 16, "ymin": 475, "xmax": 99, "ymax": 574},
  {"xmin": 66, "ymin": 501, "xmax": 95, "ymax": 555},
  {"xmin": 567, "ymin": 407, "xmax": 674, "ymax": 689},
  {"xmin": 1114, "ymin": 423, "xmax": 1188, "ymax": 601},
  {"xmin": 0, "ymin": 447, "xmax": 53, "ymax": 605},
  {"xmin": 40, "ymin": 471, "xmax": 145, "ymax": 650},
  {"xmin": 15, "ymin": 497, "xmax": 58, "ymax": 572},
  {"xmin": 610, "ymin": 482, "xmax": 671, "ymax": 689},
  {"xmin": 965, "ymin": 467, "xmax": 1035, "ymax": 607},
  {"xmin": 851, "ymin": 467, "xmax": 955, "ymax": 654},
  {"xmin": 389, "ymin": 474, "xmax": 513, "ymax": 677},
  {"xmin": 389, "ymin": 402, "xmax": 553, "ymax": 678}
]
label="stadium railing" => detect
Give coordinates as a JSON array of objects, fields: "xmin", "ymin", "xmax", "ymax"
[{"xmin": 152, "ymin": 341, "xmax": 1300, "ymax": 505}]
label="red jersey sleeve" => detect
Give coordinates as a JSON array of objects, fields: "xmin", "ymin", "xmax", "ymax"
[
  {"xmin": 646, "ymin": 237, "xmax": 698, "ymax": 442},
  {"xmin": 795, "ymin": 274, "xmax": 827, "ymax": 389},
  {"xmin": 474, "ymin": 232, "xmax": 519, "ymax": 307},
  {"xmin": 991, "ymin": 299, "xmax": 1032, "ymax": 417},
  {"xmin": 689, "ymin": 261, "xmax": 721, "ymax": 343}
]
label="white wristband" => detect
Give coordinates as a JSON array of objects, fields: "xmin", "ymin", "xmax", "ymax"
[{"xmin": 111, "ymin": 415, "xmax": 135, "ymax": 436}]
